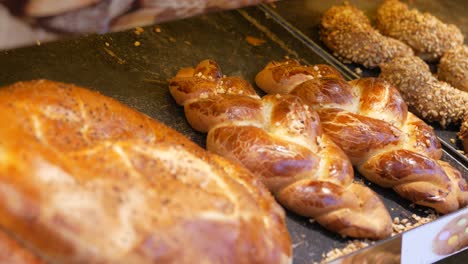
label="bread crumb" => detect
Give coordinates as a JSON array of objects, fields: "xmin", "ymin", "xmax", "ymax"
[
  {"xmin": 154, "ymin": 27, "xmax": 161, "ymax": 33},
  {"xmin": 391, "ymin": 211, "xmax": 437, "ymax": 236},
  {"xmin": 134, "ymin": 27, "xmax": 144, "ymax": 35},
  {"xmin": 105, "ymin": 42, "xmax": 110, "ymax": 47},
  {"xmin": 134, "ymin": 41, "xmax": 141, "ymax": 47},
  {"xmin": 355, "ymin": 67, "xmax": 363, "ymax": 75},
  {"xmin": 321, "ymin": 240, "xmax": 372, "ymax": 262},
  {"xmin": 450, "ymin": 138, "xmax": 456, "ymax": 144},
  {"xmin": 184, "ymin": 41, "xmax": 192, "ymax": 45}
]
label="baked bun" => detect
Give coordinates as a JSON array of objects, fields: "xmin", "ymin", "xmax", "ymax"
[
  {"xmin": 376, "ymin": 0, "xmax": 464, "ymax": 62},
  {"xmin": 320, "ymin": 2, "xmax": 413, "ymax": 68},
  {"xmin": 438, "ymin": 45, "xmax": 468, "ymax": 93}
]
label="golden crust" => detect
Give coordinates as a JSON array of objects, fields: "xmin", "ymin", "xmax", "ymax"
[
  {"xmin": 320, "ymin": 2, "xmax": 413, "ymax": 68},
  {"xmin": 376, "ymin": 0, "xmax": 464, "ymax": 62},
  {"xmin": 0, "ymin": 80, "xmax": 291, "ymax": 263},
  {"xmin": 256, "ymin": 60, "xmax": 468, "ymax": 214},
  {"xmin": 171, "ymin": 60, "xmax": 393, "ymax": 239}
]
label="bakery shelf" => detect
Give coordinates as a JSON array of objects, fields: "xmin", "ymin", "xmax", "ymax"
[{"xmin": 0, "ymin": 3, "xmax": 466, "ymax": 263}]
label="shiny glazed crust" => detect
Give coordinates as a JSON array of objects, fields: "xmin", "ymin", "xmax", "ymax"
[
  {"xmin": 170, "ymin": 60, "xmax": 392, "ymax": 239},
  {"xmin": 256, "ymin": 60, "xmax": 468, "ymax": 214},
  {"xmin": 376, "ymin": 0, "xmax": 464, "ymax": 62},
  {"xmin": 0, "ymin": 80, "xmax": 291, "ymax": 264},
  {"xmin": 319, "ymin": 2, "xmax": 413, "ymax": 68}
]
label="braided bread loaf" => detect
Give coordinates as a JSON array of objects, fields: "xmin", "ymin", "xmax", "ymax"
[
  {"xmin": 256, "ymin": 60, "xmax": 468, "ymax": 214},
  {"xmin": 0, "ymin": 80, "xmax": 291, "ymax": 263},
  {"xmin": 170, "ymin": 60, "xmax": 392, "ymax": 239}
]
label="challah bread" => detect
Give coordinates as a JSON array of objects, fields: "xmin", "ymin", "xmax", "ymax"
[
  {"xmin": 256, "ymin": 60, "xmax": 468, "ymax": 214},
  {"xmin": 170, "ymin": 60, "xmax": 392, "ymax": 239},
  {"xmin": 0, "ymin": 80, "xmax": 291, "ymax": 264},
  {"xmin": 320, "ymin": 2, "xmax": 413, "ymax": 68},
  {"xmin": 376, "ymin": 0, "xmax": 464, "ymax": 62}
]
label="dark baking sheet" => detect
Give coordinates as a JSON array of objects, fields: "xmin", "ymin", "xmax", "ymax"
[
  {"xmin": 0, "ymin": 5, "xmax": 466, "ymax": 264},
  {"xmin": 260, "ymin": 0, "xmax": 468, "ymax": 163}
]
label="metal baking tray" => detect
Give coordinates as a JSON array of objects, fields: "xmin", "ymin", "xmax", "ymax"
[
  {"xmin": 0, "ymin": 5, "xmax": 466, "ymax": 264},
  {"xmin": 259, "ymin": 0, "xmax": 468, "ymax": 164}
]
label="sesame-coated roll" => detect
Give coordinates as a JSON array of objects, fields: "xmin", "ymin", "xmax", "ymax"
[
  {"xmin": 320, "ymin": 2, "xmax": 413, "ymax": 68},
  {"xmin": 376, "ymin": 0, "xmax": 464, "ymax": 62},
  {"xmin": 438, "ymin": 45, "xmax": 468, "ymax": 93},
  {"xmin": 380, "ymin": 55, "xmax": 468, "ymax": 128}
]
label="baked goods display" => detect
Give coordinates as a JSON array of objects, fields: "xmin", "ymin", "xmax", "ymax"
[
  {"xmin": 318, "ymin": 0, "xmax": 468, "ymax": 153},
  {"xmin": 0, "ymin": 80, "xmax": 291, "ymax": 263},
  {"xmin": 380, "ymin": 55, "xmax": 468, "ymax": 128},
  {"xmin": 170, "ymin": 60, "xmax": 393, "ymax": 239},
  {"xmin": 376, "ymin": 0, "xmax": 464, "ymax": 62},
  {"xmin": 438, "ymin": 45, "xmax": 468, "ymax": 93},
  {"xmin": 0, "ymin": 1, "xmax": 467, "ymax": 262},
  {"xmin": 432, "ymin": 213, "xmax": 468, "ymax": 255},
  {"xmin": 319, "ymin": 2, "xmax": 413, "ymax": 68},
  {"xmin": 256, "ymin": 60, "xmax": 468, "ymax": 214}
]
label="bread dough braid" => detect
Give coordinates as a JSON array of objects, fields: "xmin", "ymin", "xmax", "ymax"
[
  {"xmin": 170, "ymin": 60, "xmax": 392, "ymax": 239},
  {"xmin": 376, "ymin": 0, "xmax": 464, "ymax": 62},
  {"xmin": 320, "ymin": 2, "xmax": 413, "ymax": 68},
  {"xmin": 256, "ymin": 60, "xmax": 468, "ymax": 214}
]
